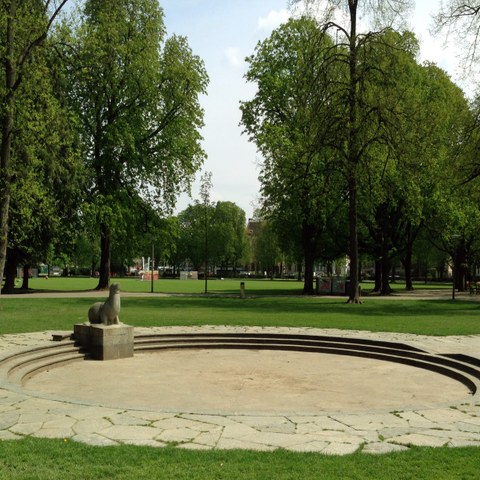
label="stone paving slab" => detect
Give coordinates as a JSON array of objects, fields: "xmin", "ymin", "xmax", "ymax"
[{"xmin": 0, "ymin": 326, "xmax": 479, "ymax": 455}]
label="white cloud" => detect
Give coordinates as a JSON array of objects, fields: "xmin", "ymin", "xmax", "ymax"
[
  {"xmin": 257, "ymin": 9, "xmax": 290, "ymax": 32},
  {"xmin": 224, "ymin": 47, "xmax": 243, "ymax": 68}
]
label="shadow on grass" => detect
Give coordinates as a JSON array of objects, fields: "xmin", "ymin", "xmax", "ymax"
[{"xmin": 123, "ymin": 296, "xmax": 479, "ymax": 316}]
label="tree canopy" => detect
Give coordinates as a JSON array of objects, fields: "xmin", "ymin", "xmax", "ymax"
[
  {"xmin": 0, "ymin": 0, "xmax": 69, "ymax": 293},
  {"xmin": 63, "ymin": 0, "xmax": 208, "ymax": 289},
  {"xmin": 241, "ymin": 17, "xmax": 345, "ymax": 294}
]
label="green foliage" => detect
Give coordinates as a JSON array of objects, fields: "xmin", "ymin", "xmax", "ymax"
[
  {"xmin": 176, "ymin": 203, "xmax": 212, "ymax": 270},
  {"xmin": 0, "ymin": 2, "xmax": 83, "ymax": 293},
  {"xmin": 61, "ymin": 0, "xmax": 208, "ymax": 287},
  {"xmin": 210, "ymin": 201, "xmax": 248, "ymax": 270},
  {"xmin": 241, "ymin": 18, "xmax": 346, "ymax": 292},
  {"xmin": 8, "ymin": 40, "xmax": 84, "ymax": 261},
  {"xmin": 357, "ymin": 30, "xmax": 471, "ymax": 292},
  {"xmin": 177, "ymin": 201, "xmax": 248, "ymax": 272},
  {"xmin": 251, "ymin": 220, "xmax": 282, "ymax": 276}
]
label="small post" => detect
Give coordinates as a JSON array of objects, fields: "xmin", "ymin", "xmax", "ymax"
[{"xmin": 240, "ymin": 281, "xmax": 246, "ymax": 299}]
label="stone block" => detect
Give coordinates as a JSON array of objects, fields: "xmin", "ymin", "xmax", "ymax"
[
  {"xmin": 74, "ymin": 323, "xmax": 134, "ymax": 361},
  {"xmin": 74, "ymin": 324, "xmax": 91, "ymax": 347}
]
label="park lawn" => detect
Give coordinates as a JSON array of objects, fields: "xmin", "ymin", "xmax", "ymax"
[
  {"xmin": 1, "ymin": 296, "xmax": 480, "ymax": 336},
  {"xmin": 22, "ymin": 276, "xmax": 452, "ymax": 295},
  {"xmin": 25, "ymin": 276, "xmax": 306, "ymax": 295},
  {"xmin": 0, "ymin": 439, "xmax": 479, "ymax": 480}
]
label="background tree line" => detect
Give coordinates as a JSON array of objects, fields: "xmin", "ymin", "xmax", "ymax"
[{"xmin": 4, "ymin": 1, "xmax": 480, "ymax": 296}]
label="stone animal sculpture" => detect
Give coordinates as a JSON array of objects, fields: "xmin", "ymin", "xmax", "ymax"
[{"xmin": 88, "ymin": 283, "xmax": 121, "ymax": 325}]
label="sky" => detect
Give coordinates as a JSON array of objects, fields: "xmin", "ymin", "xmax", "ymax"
[{"xmin": 161, "ymin": 0, "xmax": 471, "ymax": 220}]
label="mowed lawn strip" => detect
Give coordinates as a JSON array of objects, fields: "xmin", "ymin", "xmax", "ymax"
[
  {"xmin": 0, "ymin": 439, "xmax": 479, "ymax": 480},
  {"xmin": 0, "ymin": 296, "xmax": 479, "ymax": 336},
  {"xmin": 22, "ymin": 276, "xmax": 452, "ymax": 295}
]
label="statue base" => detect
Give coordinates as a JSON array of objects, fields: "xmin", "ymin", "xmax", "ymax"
[{"xmin": 74, "ymin": 323, "xmax": 134, "ymax": 360}]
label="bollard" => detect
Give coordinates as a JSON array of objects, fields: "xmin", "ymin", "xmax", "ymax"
[{"xmin": 240, "ymin": 281, "xmax": 246, "ymax": 299}]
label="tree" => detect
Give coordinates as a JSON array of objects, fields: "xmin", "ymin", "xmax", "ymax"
[
  {"xmin": 253, "ymin": 220, "xmax": 282, "ymax": 279},
  {"xmin": 241, "ymin": 17, "xmax": 345, "ymax": 295},
  {"xmin": 2, "ymin": 41, "xmax": 84, "ymax": 293},
  {"xmin": 177, "ymin": 203, "xmax": 212, "ymax": 272},
  {"xmin": 199, "ymin": 171, "xmax": 212, "ymax": 293},
  {"xmin": 0, "ymin": 0, "xmax": 69, "ymax": 292},
  {"xmin": 353, "ymin": 30, "xmax": 470, "ymax": 294},
  {"xmin": 65, "ymin": 0, "xmax": 208, "ymax": 289},
  {"xmin": 177, "ymin": 199, "xmax": 247, "ymax": 278},
  {"xmin": 210, "ymin": 201, "xmax": 248, "ymax": 276},
  {"xmin": 289, "ymin": 0, "xmax": 413, "ymax": 302}
]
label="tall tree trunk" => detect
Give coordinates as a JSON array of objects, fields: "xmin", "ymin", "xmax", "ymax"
[
  {"xmin": 0, "ymin": 2, "xmax": 16, "ymax": 295},
  {"xmin": 21, "ymin": 264, "xmax": 30, "ymax": 290},
  {"xmin": 455, "ymin": 242, "xmax": 468, "ymax": 292},
  {"xmin": 402, "ymin": 249, "xmax": 414, "ymax": 291},
  {"xmin": 302, "ymin": 223, "xmax": 316, "ymax": 295},
  {"xmin": 374, "ymin": 258, "xmax": 381, "ymax": 292},
  {"xmin": 96, "ymin": 223, "xmax": 111, "ymax": 290},
  {"xmin": 0, "ymin": 178, "xmax": 11, "ymax": 293},
  {"xmin": 380, "ymin": 235, "xmax": 392, "ymax": 295},
  {"xmin": 303, "ymin": 250, "xmax": 315, "ymax": 295},
  {"xmin": 2, "ymin": 248, "xmax": 18, "ymax": 294},
  {"xmin": 346, "ymin": 1, "xmax": 360, "ymax": 304},
  {"xmin": 380, "ymin": 253, "xmax": 392, "ymax": 295},
  {"xmin": 347, "ymin": 173, "xmax": 360, "ymax": 302}
]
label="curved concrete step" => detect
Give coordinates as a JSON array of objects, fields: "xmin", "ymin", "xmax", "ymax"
[
  {"xmin": 0, "ymin": 341, "xmax": 89, "ymax": 386},
  {"xmin": 1, "ymin": 332, "xmax": 479, "ymax": 398}
]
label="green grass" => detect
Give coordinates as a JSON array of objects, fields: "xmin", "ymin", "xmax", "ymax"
[
  {"xmin": 0, "ymin": 439, "xmax": 479, "ymax": 480},
  {"xmin": 23, "ymin": 276, "xmax": 306, "ymax": 295},
  {"xmin": 16, "ymin": 276, "xmax": 452, "ymax": 295},
  {"xmin": 1, "ymin": 281, "xmax": 479, "ymax": 477},
  {"xmin": 1, "ymin": 295, "xmax": 480, "ymax": 336}
]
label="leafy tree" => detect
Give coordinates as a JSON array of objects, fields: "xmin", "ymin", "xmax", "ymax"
[
  {"xmin": 177, "ymin": 203, "xmax": 213, "ymax": 272},
  {"xmin": 252, "ymin": 220, "xmax": 282, "ymax": 279},
  {"xmin": 396, "ymin": 62, "xmax": 471, "ymax": 290},
  {"xmin": 355, "ymin": 30, "xmax": 470, "ymax": 294},
  {"xmin": 0, "ymin": 0, "xmax": 69, "ymax": 292},
  {"xmin": 210, "ymin": 201, "xmax": 248, "ymax": 276},
  {"xmin": 64, "ymin": 0, "xmax": 207, "ymax": 289},
  {"xmin": 289, "ymin": 0, "xmax": 413, "ymax": 302},
  {"xmin": 177, "ymin": 200, "xmax": 247, "ymax": 277},
  {"xmin": 199, "ymin": 171, "xmax": 213, "ymax": 292},
  {"xmin": 241, "ymin": 17, "xmax": 345, "ymax": 294}
]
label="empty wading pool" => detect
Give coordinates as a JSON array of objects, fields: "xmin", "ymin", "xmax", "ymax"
[{"xmin": 1, "ymin": 329, "xmax": 479, "ymax": 415}]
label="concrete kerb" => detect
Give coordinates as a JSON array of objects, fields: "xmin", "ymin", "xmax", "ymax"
[{"xmin": 0, "ymin": 325, "xmax": 480, "ymax": 454}]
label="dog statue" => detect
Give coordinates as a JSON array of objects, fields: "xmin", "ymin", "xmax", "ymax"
[{"xmin": 88, "ymin": 283, "xmax": 121, "ymax": 325}]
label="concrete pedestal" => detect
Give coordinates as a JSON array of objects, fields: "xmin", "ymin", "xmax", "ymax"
[{"xmin": 74, "ymin": 323, "xmax": 134, "ymax": 360}]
